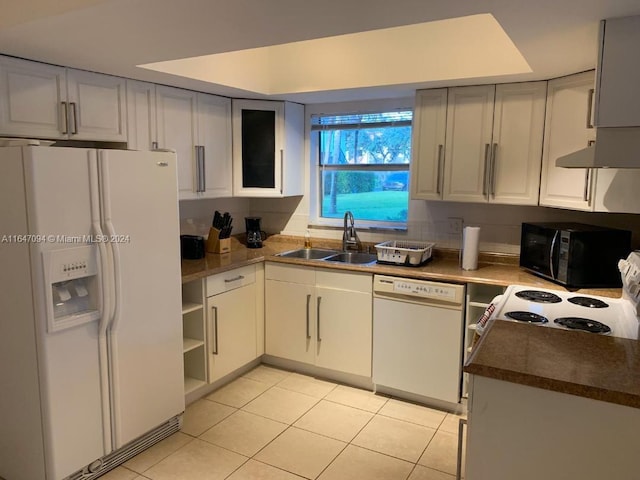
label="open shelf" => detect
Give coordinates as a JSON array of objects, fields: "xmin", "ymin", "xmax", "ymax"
[
  {"xmin": 184, "ymin": 375, "xmax": 206, "ymax": 395},
  {"xmin": 183, "ymin": 337, "xmax": 205, "ymax": 353},
  {"xmin": 182, "ymin": 302, "xmax": 203, "ymax": 315}
]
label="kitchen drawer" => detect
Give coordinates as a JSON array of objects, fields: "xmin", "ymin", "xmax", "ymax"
[
  {"xmin": 206, "ymin": 265, "xmax": 255, "ymax": 297},
  {"xmin": 316, "ymin": 268, "xmax": 372, "ymax": 293},
  {"xmin": 265, "ymin": 262, "xmax": 315, "ymax": 285}
]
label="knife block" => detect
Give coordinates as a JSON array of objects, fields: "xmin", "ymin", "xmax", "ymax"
[{"xmin": 206, "ymin": 227, "xmax": 231, "ymax": 254}]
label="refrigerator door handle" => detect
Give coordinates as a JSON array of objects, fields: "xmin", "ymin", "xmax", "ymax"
[
  {"xmin": 88, "ymin": 150, "xmax": 113, "ymax": 454},
  {"xmin": 99, "ymin": 150, "xmax": 124, "ymax": 447}
]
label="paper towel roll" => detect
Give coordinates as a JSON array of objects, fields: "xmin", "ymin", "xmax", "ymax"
[{"xmin": 462, "ymin": 226, "xmax": 481, "ymax": 271}]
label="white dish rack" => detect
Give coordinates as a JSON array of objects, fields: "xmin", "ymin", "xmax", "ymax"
[{"xmin": 374, "ymin": 240, "xmax": 435, "ymax": 267}]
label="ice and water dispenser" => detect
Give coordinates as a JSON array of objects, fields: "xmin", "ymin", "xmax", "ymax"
[{"xmin": 43, "ymin": 245, "xmax": 101, "ymax": 333}]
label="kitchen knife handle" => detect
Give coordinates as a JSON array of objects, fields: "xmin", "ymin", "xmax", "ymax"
[
  {"xmin": 60, "ymin": 102, "xmax": 68, "ymax": 134},
  {"xmin": 211, "ymin": 305, "xmax": 219, "ymax": 355},
  {"xmin": 316, "ymin": 296, "xmax": 322, "ymax": 342},
  {"xmin": 306, "ymin": 294, "xmax": 311, "ymax": 339},
  {"xmin": 70, "ymin": 102, "xmax": 78, "ymax": 134},
  {"xmin": 436, "ymin": 144, "xmax": 443, "ymax": 195},
  {"xmin": 586, "ymin": 88, "xmax": 595, "ymax": 129}
]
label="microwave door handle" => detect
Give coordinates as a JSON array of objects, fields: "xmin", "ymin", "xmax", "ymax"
[{"xmin": 549, "ymin": 230, "xmax": 559, "ymax": 280}]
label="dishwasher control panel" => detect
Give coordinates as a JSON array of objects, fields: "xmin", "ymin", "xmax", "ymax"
[
  {"xmin": 394, "ymin": 280, "xmax": 456, "ymax": 299},
  {"xmin": 373, "ymin": 275, "xmax": 464, "ymax": 305}
]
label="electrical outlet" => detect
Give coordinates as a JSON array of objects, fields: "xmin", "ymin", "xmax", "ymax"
[{"xmin": 447, "ymin": 217, "xmax": 463, "ymax": 235}]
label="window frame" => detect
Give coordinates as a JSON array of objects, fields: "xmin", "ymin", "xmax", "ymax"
[{"xmin": 307, "ymin": 98, "xmax": 415, "ymax": 230}]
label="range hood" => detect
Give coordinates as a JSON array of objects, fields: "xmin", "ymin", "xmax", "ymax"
[
  {"xmin": 556, "ymin": 128, "xmax": 640, "ymax": 168},
  {"xmin": 557, "ymin": 15, "xmax": 640, "ymax": 169}
]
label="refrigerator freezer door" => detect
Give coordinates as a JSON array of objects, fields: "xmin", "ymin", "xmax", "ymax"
[
  {"xmin": 23, "ymin": 146, "xmax": 107, "ymax": 479},
  {"xmin": 99, "ymin": 149, "xmax": 184, "ymax": 448}
]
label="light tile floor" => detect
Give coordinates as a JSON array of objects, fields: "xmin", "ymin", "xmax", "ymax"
[{"xmin": 103, "ymin": 365, "xmax": 466, "ymax": 480}]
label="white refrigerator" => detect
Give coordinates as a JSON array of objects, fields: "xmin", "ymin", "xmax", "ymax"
[{"xmin": 0, "ymin": 145, "xmax": 185, "ymax": 480}]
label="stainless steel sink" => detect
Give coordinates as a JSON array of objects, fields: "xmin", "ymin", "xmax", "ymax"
[
  {"xmin": 323, "ymin": 252, "xmax": 378, "ymax": 264},
  {"xmin": 276, "ymin": 248, "xmax": 339, "ymax": 260}
]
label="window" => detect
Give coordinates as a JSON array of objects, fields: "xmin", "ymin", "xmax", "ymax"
[{"xmin": 312, "ymin": 110, "xmax": 412, "ymax": 226}]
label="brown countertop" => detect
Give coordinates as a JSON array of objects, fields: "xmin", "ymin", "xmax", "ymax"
[
  {"xmin": 464, "ymin": 320, "xmax": 640, "ymax": 408},
  {"xmin": 181, "ymin": 237, "xmax": 622, "ymax": 298}
]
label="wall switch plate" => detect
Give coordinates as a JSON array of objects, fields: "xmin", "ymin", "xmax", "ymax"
[{"xmin": 447, "ymin": 217, "xmax": 463, "ymax": 235}]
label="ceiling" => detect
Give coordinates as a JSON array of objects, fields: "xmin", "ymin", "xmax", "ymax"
[{"xmin": 0, "ymin": 0, "xmax": 639, "ymax": 103}]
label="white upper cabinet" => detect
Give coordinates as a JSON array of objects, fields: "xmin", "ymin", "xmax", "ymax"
[
  {"xmin": 156, "ymin": 86, "xmax": 198, "ymax": 200},
  {"xmin": 412, "ymin": 82, "xmax": 545, "ymax": 206},
  {"xmin": 65, "ymin": 68, "xmax": 127, "ymax": 141},
  {"xmin": 156, "ymin": 86, "xmax": 232, "ymax": 200},
  {"xmin": 126, "ymin": 80, "xmax": 157, "ymax": 151},
  {"xmin": 441, "ymin": 83, "xmax": 546, "ymax": 205},
  {"xmin": 490, "ymin": 82, "xmax": 546, "ymax": 205},
  {"xmin": 0, "ymin": 56, "xmax": 127, "ymax": 142},
  {"xmin": 594, "ymin": 15, "xmax": 640, "ymax": 127},
  {"xmin": 443, "ymin": 85, "xmax": 495, "ymax": 203},
  {"xmin": 197, "ymin": 93, "xmax": 233, "ymax": 199},
  {"xmin": 410, "ymin": 89, "xmax": 447, "ymax": 200},
  {"xmin": 539, "ymin": 72, "xmax": 596, "ymax": 211},
  {"xmin": 0, "ymin": 56, "xmax": 66, "ymax": 139},
  {"xmin": 232, "ymin": 99, "xmax": 304, "ymax": 197}
]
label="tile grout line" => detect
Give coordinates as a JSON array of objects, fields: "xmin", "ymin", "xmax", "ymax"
[{"xmin": 180, "ymin": 366, "xmax": 461, "ymax": 480}]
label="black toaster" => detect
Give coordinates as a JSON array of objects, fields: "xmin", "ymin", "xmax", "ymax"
[{"xmin": 180, "ymin": 235, "xmax": 205, "ymax": 259}]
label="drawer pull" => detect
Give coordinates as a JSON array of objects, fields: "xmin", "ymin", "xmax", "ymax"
[{"xmin": 224, "ymin": 275, "xmax": 245, "ymax": 283}]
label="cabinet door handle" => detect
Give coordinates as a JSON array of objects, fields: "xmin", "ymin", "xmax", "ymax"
[
  {"xmin": 316, "ymin": 296, "xmax": 322, "ymax": 342},
  {"xmin": 224, "ymin": 275, "xmax": 245, "ymax": 283},
  {"xmin": 60, "ymin": 102, "xmax": 68, "ymax": 134},
  {"xmin": 586, "ymin": 88, "xmax": 595, "ymax": 129},
  {"xmin": 194, "ymin": 146, "xmax": 201, "ymax": 193},
  {"xmin": 280, "ymin": 149, "xmax": 284, "ymax": 194},
  {"xmin": 436, "ymin": 144, "xmax": 443, "ymax": 194},
  {"xmin": 200, "ymin": 145, "xmax": 206, "ymax": 192},
  {"xmin": 306, "ymin": 294, "xmax": 311, "ymax": 339},
  {"xmin": 151, "ymin": 141, "xmax": 158, "ymax": 150},
  {"xmin": 69, "ymin": 102, "xmax": 78, "ymax": 134},
  {"xmin": 583, "ymin": 168, "xmax": 593, "ymax": 205},
  {"xmin": 211, "ymin": 305, "xmax": 219, "ymax": 355},
  {"xmin": 456, "ymin": 418, "xmax": 467, "ymax": 480},
  {"xmin": 491, "ymin": 143, "xmax": 498, "ymax": 196},
  {"xmin": 482, "ymin": 144, "xmax": 490, "ymax": 197}
]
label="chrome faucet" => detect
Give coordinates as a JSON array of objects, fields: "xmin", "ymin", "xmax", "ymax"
[{"xmin": 342, "ymin": 211, "xmax": 361, "ymax": 251}]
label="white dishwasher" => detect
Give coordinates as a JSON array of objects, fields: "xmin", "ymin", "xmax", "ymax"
[{"xmin": 373, "ymin": 274, "xmax": 466, "ymax": 404}]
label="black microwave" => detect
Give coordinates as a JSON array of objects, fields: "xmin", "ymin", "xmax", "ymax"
[{"xmin": 520, "ymin": 222, "xmax": 632, "ymax": 288}]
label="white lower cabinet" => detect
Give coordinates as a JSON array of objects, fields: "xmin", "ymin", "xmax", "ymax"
[
  {"xmin": 265, "ymin": 263, "xmax": 372, "ymax": 378},
  {"xmin": 466, "ymin": 375, "xmax": 640, "ymax": 480},
  {"xmin": 206, "ymin": 265, "xmax": 260, "ymax": 383}
]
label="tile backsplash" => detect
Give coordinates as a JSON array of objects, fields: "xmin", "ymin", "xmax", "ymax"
[{"xmin": 180, "ymin": 197, "xmax": 640, "ymax": 254}]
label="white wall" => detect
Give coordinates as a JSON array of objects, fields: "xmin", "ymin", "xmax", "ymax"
[
  {"xmin": 251, "ymin": 196, "xmax": 640, "ymax": 254},
  {"xmin": 179, "ymin": 197, "xmax": 250, "ymax": 238}
]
